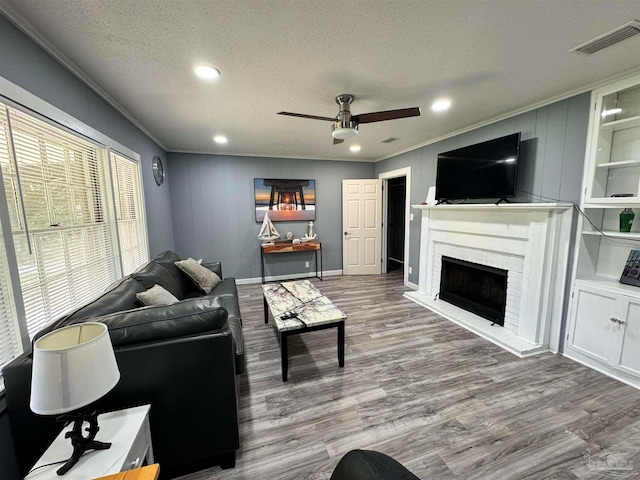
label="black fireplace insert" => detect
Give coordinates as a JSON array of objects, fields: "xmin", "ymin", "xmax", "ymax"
[{"xmin": 439, "ymin": 256, "xmax": 507, "ymax": 326}]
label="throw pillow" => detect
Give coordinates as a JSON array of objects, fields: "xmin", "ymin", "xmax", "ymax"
[
  {"xmin": 175, "ymin": 258, "xmax": 221, "ymax": 294},
  {"xmin": 136, "ymin": 284, "xmax": 179, "ymax": 306}
]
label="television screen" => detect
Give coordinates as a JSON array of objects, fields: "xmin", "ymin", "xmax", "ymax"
[{"xmin": 435, "ymin": 133, "xmax": 521, "ymax": 201}]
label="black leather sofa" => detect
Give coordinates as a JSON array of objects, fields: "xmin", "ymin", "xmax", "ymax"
[{"xmin": 2, "ymin": 250, "xmax": 244, "ymax": 479}]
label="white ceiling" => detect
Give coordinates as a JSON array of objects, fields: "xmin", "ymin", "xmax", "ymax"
[{"xmin": 1, "ymin": 0, "xmax": 640, "ymax": 162}]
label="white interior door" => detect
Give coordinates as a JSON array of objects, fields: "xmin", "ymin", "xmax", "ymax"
[{"xmin": 342, "ymin": 179, "xmax": 382, "ymax": 275}]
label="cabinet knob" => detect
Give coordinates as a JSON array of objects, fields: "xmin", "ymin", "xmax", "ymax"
[{"xmin": 130, "ymin": 457, "xmax": 141, "ymax": 468}]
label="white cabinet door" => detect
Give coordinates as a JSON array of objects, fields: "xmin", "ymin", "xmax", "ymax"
[
  {"xmin": 568, "ymin": 287, "xmax": 619, "ymax": 364},
  {"xmin": 613, "ymin": 296, "xmax": 640, "ymax": 377}
]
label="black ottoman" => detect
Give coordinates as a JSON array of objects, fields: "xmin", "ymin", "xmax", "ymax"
[{"xmin": 330, "ymin": 449, "xmax": 420, "ymax": 480}]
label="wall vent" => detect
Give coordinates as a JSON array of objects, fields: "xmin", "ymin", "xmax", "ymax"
[
  {"xmin": 569, "ymin": 20, "xmax": 640, "ymax": 56},
  {"xmin": 381, "ymin": 137, "xmax": 397, "ymax": 143}
]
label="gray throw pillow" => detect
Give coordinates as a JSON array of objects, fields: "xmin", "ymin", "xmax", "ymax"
[
  {"xmin": 175, "ymin": 258, "xmax": 221, "ymax": 294},
  {"xmin": 136, "ymin": 284, "xmax": 179, "ymax": 306}
]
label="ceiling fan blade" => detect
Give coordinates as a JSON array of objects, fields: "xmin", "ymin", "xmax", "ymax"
[
  {"xmin": 353, "ymin": 107, "xmax": 421, "ymax": 124},
  {"xmin": 278, "ymin": 112, "xmax": 336, "ymax": 122},
  {"xmin": 333, "ymin": 137, "xmax": 344, "ymax": 145}
]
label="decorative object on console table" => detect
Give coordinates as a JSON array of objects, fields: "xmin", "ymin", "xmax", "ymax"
[
  {"xmin": 620, "ymin": 250, "xmax": 640, "ymax": 287},
  {"xmin": 30, "ymin": 322, "xmax": 120, "ymax": 476},
  {"xmin": 301, "ymin": 221, "xmax": 317, "ymax": 241},
  {"xmin": 257, "ymin": 212, "xmax": 280, "ymax": 244},
  {"xmin": 620, "ymin": 208, "xmax": 635, "ymax": 233}
]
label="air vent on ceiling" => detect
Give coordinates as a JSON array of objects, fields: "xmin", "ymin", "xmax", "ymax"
[
  {"xmin": 569, "ymin": 20, "xmax": 640, "ymax": 56},
  {"xmin": 381, "ymin": 137, "xmax": 397, "ymax": 143}
]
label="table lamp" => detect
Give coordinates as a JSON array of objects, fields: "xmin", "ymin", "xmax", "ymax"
[{"xmin": 30, "ymin": 322, "xmax": 120, "ymax": 475}]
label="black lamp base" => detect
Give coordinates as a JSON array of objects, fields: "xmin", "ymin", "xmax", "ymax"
[{"xmin": 56, "ymin": 410, "xmax": 111, "ymax": 476}]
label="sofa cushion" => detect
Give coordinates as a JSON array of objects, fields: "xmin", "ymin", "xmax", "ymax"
[
  {"xmin": 132, "ymin": 260, "xmax": 185, "ymax": 299},
  {"xmin": 176, "ymin": 258, "xmax": 222, "ymax": 294},
  {"xmin": 152, "ymin": 250, "xmax": 200, "ymax": 295},
  {"xmin": 64, "ymin": 296, "xmax": 230, "ymax": 347},
  {"xmin": 136, "ymin": 284, "xmax": 179, "ymax": 306}
]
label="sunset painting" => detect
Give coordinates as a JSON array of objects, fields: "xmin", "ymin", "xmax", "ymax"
[{"xmin": 254, "ymin": 178, "xmax": 316, "ymax": 222}]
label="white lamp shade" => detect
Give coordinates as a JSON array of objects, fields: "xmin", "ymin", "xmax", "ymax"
[{"xmin": 30, "ymin": 322, "xmax": 120, "ymax": 415}]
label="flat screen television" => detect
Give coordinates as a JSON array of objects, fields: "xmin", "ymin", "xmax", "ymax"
[{"xmin": 435, "ymin": 132, "xmax": 521, "ymax": 202}]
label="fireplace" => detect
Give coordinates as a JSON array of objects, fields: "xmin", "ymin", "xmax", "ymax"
[
  {"xmin": 439, "ymin": 256, "xmax": 507, "ymax": 326},
  {"xmin": 406, "ymin": 203, "xmax": 574, "ymax": 356}
]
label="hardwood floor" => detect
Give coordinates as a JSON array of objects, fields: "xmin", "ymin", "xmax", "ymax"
[{"xmin": 178, "ymin": 273, "xmax": 640, "ymax": 479}]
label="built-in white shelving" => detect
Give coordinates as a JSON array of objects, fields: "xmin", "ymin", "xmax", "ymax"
[
  {"xmin": 596, "ymin": 158, "xmax": 640, "ymax": 169},
  {"xmin": 565, "ymin": 73, "xmax": 640, "ymax": 390}
]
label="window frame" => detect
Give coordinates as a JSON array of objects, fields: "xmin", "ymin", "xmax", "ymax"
[{"xmin": 0, "ymin": 76, "xmax": 149, "ymax": 392}]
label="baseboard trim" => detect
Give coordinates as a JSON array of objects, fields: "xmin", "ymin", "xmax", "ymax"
[{"xmin": 236, "ymin": 270, "xmax": 343, "ymax": 285}]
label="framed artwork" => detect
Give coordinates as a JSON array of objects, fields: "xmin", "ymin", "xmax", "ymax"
[
  {"xmin": 620, "ymin": 249, "xmax": 640, "ymax": 287},
  {"xmin": 254, "ymin": 178, "xmax": 316, "ymax": 222}
]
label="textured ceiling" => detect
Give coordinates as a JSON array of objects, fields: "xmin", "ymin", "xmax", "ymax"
[{"xmin": 1, "ymin": 0, "xmax": 640, "ymax": 161}]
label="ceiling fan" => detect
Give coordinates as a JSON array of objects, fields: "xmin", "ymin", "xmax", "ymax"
[{"xmin": 278, "ymin": 94, "xmax": 421, "ymax": 145}]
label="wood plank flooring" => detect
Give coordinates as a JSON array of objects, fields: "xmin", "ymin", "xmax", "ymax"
[{"xmin": 178, "ymin": 273, "xmax": 640, "ymax": 479}]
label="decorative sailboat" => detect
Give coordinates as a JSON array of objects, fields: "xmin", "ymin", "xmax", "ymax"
[{"xmin": 258, "ymin": 213, "xmax": 280, "ymax": 244}]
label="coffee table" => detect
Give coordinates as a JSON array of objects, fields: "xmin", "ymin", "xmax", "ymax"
[{"xmin": 262, "ymin": 280, "xmax": 347, "ymax": 381}]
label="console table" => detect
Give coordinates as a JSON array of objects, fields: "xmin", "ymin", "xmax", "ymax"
[{"xmin": 261, "ymin": 241, "xmax": 322, "ymax": 284}]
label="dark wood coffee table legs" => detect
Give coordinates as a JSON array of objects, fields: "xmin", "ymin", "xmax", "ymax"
[
  {"xmin": 279, "ymin": 320, "xmax": 345, "ymax": 382},
  {"xmin": 280, "ymin": 333, "xmax": 289, "ymax": 382},
  {"xmin": 264, "ymin": 296, "xmax": 268, "ymax": 323}
]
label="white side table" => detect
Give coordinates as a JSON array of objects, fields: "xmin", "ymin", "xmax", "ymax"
[{"xmin": 25, "ymin": 404, "xmax": 153, "ymax": 479}]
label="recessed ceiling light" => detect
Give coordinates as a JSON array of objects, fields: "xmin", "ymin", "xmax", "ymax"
[
  {"xmin": 431, "ymin": 99, "xmax": 451, "ymax": 112},
  {"xmin": 194, "ymin": 65, "xmax": 220, "ymax": 80},
  {"xmin": 213, "ymin": 135, "xmax": 227, "ymax": 144},
  {"xmin": 350, "ymin": 145, "xmax": 361, "ymax": 153}
]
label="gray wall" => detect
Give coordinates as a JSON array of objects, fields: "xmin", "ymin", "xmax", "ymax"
[
  {"xmin": 0, "ymin": 13, "xmax": 174, "ymax": 258},
  {"xmin": 168, "ymin": 152, "xmax": 374, "ymax": 280},
  {"xmin": 375, "ymin": 93, "xmax": 591, "ymax": 285}
]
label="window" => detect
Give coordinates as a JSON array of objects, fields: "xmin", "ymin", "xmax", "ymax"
[
  {"xmin": 0, "ymin": 102, "xmax": 148, "ymax": 388},
  {"xmin": 111, "ymin": 152, "xmax": 148, "ymax": 275}
]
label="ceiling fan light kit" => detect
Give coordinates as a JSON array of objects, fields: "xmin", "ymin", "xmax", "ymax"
[
  {"xmin": 331, "ymin": 124, "xmax": 358, "ymax": 139},
  {"xmin": 278, "ymin": 94, "xmax": 420, "ymax": 145}
]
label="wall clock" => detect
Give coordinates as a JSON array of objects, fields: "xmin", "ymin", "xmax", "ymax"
[{"xmin": 152, "ymin": 156, "xmax": 164, "ymax": 186}]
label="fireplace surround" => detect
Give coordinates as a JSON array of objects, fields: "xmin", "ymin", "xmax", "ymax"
[{"xmin": 406, "ymin": 203, "xmax": 573, "ymax": 356}]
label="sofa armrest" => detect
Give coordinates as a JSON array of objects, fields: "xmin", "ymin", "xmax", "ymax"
[
  {"xmin": 202, "ymin": 261, "xmax": 222, "ymax": 278},
  {"xmin": 63, "ymin": 296, "xmax": 229, "ymax": 347}
]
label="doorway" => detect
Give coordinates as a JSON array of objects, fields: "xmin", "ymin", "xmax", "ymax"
[
  {"xmin": 386, "ymin": 176, "xmax": 405, "ymax": 272},
  {"xmin": 379, "ymin": 167, "xmax": 411, "ymax": 286}
]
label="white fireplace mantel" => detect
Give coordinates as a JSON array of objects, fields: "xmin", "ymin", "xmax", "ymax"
[{"xmin": 405, "ymin": 203, "xmax": 574, "ymax": 357}]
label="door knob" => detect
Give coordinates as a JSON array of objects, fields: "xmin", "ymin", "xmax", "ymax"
[{"xmin": 344, "ymin": 231, "xmax": 349, "ymax": 236}]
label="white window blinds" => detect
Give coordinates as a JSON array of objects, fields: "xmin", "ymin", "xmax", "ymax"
[
  {"xmin": 111, "ymin": 152, "xmax": 148, "ymax": 276},
  {"xmin": 1, "ymin": 106, "xmax": 120, "ymax": 339},
  {"xmin": 0, "ymin": 99, "xmax": 150, "ymax": 388}
]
